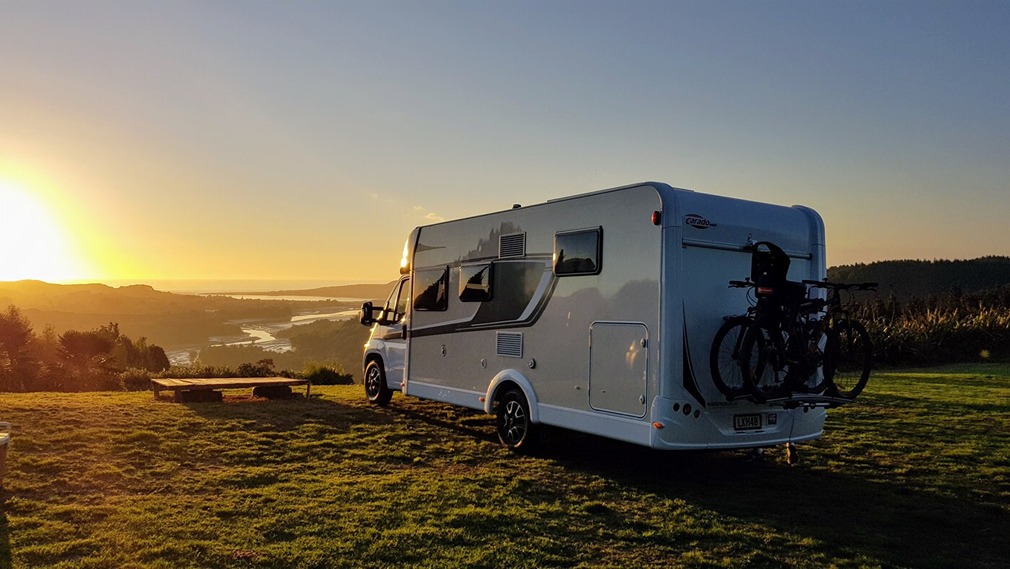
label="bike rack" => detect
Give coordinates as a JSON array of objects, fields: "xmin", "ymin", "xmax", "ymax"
[{"xmin": 760, "ymin": 393, "xmax": 855, "ymax": 409}]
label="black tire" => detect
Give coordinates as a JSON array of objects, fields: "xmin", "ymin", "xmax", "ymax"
[
  {"xmin": 709, "ymin": 316, "xmax": 752, "ymax": 399},
  {"xmin": 825, "ymin": 319, "xmax": 872, "ymax": 399},
  {"xmin": 495, "ymin": 387, "xmax": 535, "ymax": 452},
  {"xmin": 739, "ymin": 324, "xmax": 790, "ymax": 401},
  {"xmin": 364, "ymin": 359, "xmax": 393, "ymax": 406},
  {"xmin": 791, "ymin": 320, "xmax": 830, "ymax": 394}
]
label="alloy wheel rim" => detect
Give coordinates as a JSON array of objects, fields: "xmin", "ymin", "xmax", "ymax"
[
  {"xmin": 502, "ymin": 400, "xmax": 526, "ymax": 444},
  {"xmin": 366, "ymin": 367, "xmax": 380, "ymax": 396}
]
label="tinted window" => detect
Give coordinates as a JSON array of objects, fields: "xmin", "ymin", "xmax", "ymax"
[
  {"xmin": 459, "ymin": 263, "xmax": 493, "ymax": 302},
  {"xmin": 382, "ymin": 279, "xmax": 410, "ymax": 323},
  {"xmin": 393, "ymin": 278, "xmax": 410, "ymax": 321},
  {"xmin": 554, "ymin": 228, "xmax": 602, "ymax": 276},
  {"xmin": 413, "ymin": 267, "xmax": 449, "ymax": 311}
]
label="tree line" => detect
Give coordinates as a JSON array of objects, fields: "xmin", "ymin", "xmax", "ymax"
[
  {"xmin": 828, "ymin": 256, "xmax": 1010, "ymax": 302},
  {"xmin": 0, "ymin": 305, "xmax": 170, "ymax": 392},
  {"xmin": 0, "ymin": 304, "xmax": 356, "ymax": 393}
]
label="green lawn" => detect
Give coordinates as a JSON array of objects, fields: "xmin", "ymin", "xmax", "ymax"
[{"xmin": 1, "ymin": 366, "xmax": 1008, "ymax": 568}]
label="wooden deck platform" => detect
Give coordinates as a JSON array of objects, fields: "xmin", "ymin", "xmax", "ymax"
[{"xmin": 151, "ymin": 377, "xmax": 310, "ymax": 400}]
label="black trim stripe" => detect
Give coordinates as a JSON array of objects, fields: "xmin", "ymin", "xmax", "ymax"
[
  {"xmin": 410, "ymin": 271, "xmax": 558, "ymax": 339},
  {"xmin": 682, "ymin": 319, "xmax": 707, "ymax": 408}
]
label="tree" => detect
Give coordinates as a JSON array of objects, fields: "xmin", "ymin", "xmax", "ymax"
[
  {"xmin": 59, "ymin": 329, "xmax": 116, "ymax": 390},
  {"xmin": 0, "ymin": 305, "xmax": 38, "ymax": 391}
]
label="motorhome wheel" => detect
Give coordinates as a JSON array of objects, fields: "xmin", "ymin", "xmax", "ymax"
[
  {"xmin": 364, "ymin": 359, "xmax": 392, "ymax": 406},
  {"xmin": 496, "ymin": 388, "xmax": 535, "ymax": 452}
]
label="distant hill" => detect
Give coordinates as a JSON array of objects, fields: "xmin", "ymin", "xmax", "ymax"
[
  {"xmin": 827, "ymin": 256, "xmax": 1010, "ymax": 301},
  {"xmin": 0, "ymin": 280, "xmax": 349, "ymax": 347},
  {"xmin": 225, "ymin": 281, "xmax": 396, "ymax": 301}
]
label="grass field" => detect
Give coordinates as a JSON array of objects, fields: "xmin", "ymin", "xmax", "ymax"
[{"xmin": 1, "ymin": 365, "xmax": 1008, "ymax": 568}]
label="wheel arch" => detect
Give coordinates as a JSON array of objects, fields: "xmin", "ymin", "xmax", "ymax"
[
  {"xmin": 363, "ymin": 351, "xmax": 383, "ymax": 375},
  {"xmin": 484, "ymin": 369, "xmax": 540, "ymax": 424}
]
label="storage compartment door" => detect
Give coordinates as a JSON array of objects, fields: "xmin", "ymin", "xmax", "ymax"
[{"xmin": 589, "ymin": 322, "xmax": 648, "ymax": 417}]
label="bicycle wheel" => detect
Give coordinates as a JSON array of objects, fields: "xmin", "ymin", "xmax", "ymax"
[
  {"xmin": 792, "ymin": 320, "xmax": 830, "ymax": 394},
  {"xmin": 709, "ymin": 316, "xmax": 752, "ymax": 399},
  {"xmin": 825, "ymin": 319, "xmax": 872, "ymax": 399},
  {"xmin": 739, "ymin": 323, "xmax": 790, "ymax": 401}
]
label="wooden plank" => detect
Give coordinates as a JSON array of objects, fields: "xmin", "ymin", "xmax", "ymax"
[
  {"xmin": 151, "ymin": 377, "xmax": 310, "ymax": 399},
  {"xmin": 152, "ymin": 377, "xmax": 307, "ymax": 390}
]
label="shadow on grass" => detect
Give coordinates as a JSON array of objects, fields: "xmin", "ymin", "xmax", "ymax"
[
  {"xmin": 170, "ymin": 392, "xmax": 379, "ymax": 433},
  {"xmin": 386, "ymin": 402, "xmax": 500, "ymax": 446},
  {"xmin": 368, "ymin": 390, "xmax": 1008, "ymax": 568},
  {"xmin": 534, "ymin": 427, "xmax": 1008, "ymax": 569},
  {"xmin": 152, "ymin": 389, "xmax": 1009, "ymax": 568},
  {"xmin": 0, "ymin": 504, "xmax": 9, "ymax": 569}
]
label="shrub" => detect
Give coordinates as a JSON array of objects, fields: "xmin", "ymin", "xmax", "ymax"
[
  {"xmin": 237, "ymin": 359, "xmax": 276, "ymax": 377},
  {"xmin": 155, "ymin": 365, "xmax": 239, "ymax": 379},
  {"xmin": 302, "ymin": 363, "xmax": 354, "ymax": 385},
  {"xmin": 119, "ymin": 368, "xmax": 152, "ymax": 391}
]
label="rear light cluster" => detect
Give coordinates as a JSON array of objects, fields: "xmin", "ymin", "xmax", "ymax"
[{"xmin": 757, "ymin": 287, "xmax": 775, "ymax": 296}]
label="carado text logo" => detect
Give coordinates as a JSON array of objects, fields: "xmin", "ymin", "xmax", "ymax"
[{"xmin": 685, "ymin": 214, "xmax": 716, "ymax": 230}]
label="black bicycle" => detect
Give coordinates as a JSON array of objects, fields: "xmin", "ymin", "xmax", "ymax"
[
  {"xmin": 709, "ymin": 280, "xmax": 760, "ymax": 400},
  {"xmin": 805, "ymin": 279, "xmax": 877, "ymax": 399},
  {"xmin": 709, "ymin": 242, "xmax": 876, "ymax": 403},
  {"xmin": 733, "ymin": 279, "xmax": 876, "ymax": 402}
]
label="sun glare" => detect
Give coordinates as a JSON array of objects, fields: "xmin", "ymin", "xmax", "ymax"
[{"xmin": 0, "ymin": 180, "xmax": 83, "ymax": 282}]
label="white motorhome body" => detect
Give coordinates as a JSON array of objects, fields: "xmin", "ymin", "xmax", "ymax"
[{"xmin": 362, "ymin": 182, "xmax": 827, "ymax": 451}]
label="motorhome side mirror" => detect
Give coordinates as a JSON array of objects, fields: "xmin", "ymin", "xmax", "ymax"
[{"xmin": 359, "ymin": 302, "xmax": 374, "ymax": 326}]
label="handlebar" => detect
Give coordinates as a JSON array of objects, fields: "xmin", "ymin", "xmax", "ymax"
[
  {"xmin": 729, "ymin": 278, "xmax": 877, "ymax": 292},
  {"xmin": 801, "ymin": 279, "xmax": 878, "ymax": 291}
]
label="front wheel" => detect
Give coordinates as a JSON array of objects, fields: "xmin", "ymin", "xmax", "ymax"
[
  {"xmin": 364, "ymin": 359, "xmax": 393, "ymax": 406},
  {"xmin": 495, "ymin": 387, "xmax": 536, "ymax": 452},
  {"xmin": 825, "ymin": 319, "xmax": 873, "ymax": 399}
]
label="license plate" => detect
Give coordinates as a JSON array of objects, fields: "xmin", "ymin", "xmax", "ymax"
[{"xmin": 734, "ymin": 414, "xmax": 762, "ymax": 431}]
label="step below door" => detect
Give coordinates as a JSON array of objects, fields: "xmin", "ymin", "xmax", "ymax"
[{"xmin": 589, "ymin": 322, "xmax": 649, "ymax": 417}]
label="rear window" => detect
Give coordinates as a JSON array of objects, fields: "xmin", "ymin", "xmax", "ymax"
[{"xmin": 554, "ymin": 228, "xmax": 602, "ymax": 276}]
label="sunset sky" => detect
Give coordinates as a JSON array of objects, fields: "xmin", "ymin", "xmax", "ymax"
[{"xmin": 1, "ymin": 1, "xmax": 1008, "ymax": 285}]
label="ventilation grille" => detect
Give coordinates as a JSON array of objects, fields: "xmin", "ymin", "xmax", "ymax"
[
  {"xmin": 499, "ymin": 232, "xmax": 526, "ymax": 258},
  {"xmin": 496, "ymin": 332, "xmax": 523, "ymax": 358}
]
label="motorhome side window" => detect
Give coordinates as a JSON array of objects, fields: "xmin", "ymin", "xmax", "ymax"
[
  {"xmin": 413, "ymin": 267, "xmax": 449, "ymax": 311},
  {"xmin": 459, "ymin": 263, "xmax": 493, "ymax": 302},
  {"xmin": 554, "ymin": 228, "xmax": 602, "ymax": 276},
  {"xmin": 393, "ymin": 278, "xmax": 410, "ymax": 321}
]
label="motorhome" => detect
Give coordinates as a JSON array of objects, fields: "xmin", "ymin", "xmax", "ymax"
[{"xmin": 359, "ymin": 182, "xmax": 827, "ymax": 454}]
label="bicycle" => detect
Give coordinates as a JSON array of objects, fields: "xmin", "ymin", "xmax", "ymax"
[
  {"xmin": 710, "ymin": 241, "xmax": 877, "ymax": 403},
  {"xmin": 709, "ymin": 279, "xmax": 760, "ymax": 400},
  {"xmin": 736, "ymin": 279, "xmax": 877, "ymax": 402},
  {"xmin": 803, "ymin": 279, "xmax": 877, "ymax": 399}
]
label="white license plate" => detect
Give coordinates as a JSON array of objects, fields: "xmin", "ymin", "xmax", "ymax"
[{"xmin": 734, "ymin": 414, "xmax": 762, "ymax": 431}]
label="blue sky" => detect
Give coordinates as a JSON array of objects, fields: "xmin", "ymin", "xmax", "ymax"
[{"xmin": 1, "ymin": 1, "xmax": 1008, "ymax": 281}]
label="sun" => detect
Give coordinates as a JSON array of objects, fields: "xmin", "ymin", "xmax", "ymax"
[{"xmin": 0, "ymin": 180, "xmax": 84, "ymax": 282}]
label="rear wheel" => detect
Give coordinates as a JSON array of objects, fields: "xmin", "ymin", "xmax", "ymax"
[
  {"xmin": 364, "ymin": 359, "xmax": 393, "ymax": 406},
  {"xmin": 709, "ymin": 316, "xmax": 752, "ymax": 399},
  {"xmin": 496, "ymin": 387, "xmax": 535, "ymax": 452},
  {"xmin": 789, "ymin": 321, "xmax": 830, "ymax": 394},
  {"xmin": 740, "ymin": 324, "xmax": 790, "ymax": 401},
  {"xmin": 825, "ymin": 319, "xmax": 872, "ymax": 399}
]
